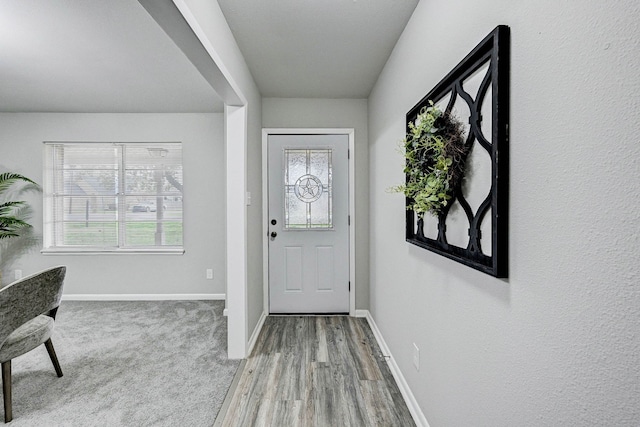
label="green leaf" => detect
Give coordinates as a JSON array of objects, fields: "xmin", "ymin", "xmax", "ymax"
[{"xmin": 0, "ymin": 173, "xmax": 39, "ymax": 195}]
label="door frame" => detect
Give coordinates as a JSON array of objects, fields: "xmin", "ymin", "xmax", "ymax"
[{"xmin": 262, "ymin": 128, "xmax": 356, "ymax": 316}]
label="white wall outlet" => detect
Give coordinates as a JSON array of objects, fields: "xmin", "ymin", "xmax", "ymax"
[
  {"xmin": 206, "ymin": 269, "xmax": 214, "ymax": 280},
  {"xmin": 413, "ymin": 343, "xmax": 420, "ymax": 371},
  {"xmin": 14, "ymin": 270, "xmax": 22, "ymax": 280}
]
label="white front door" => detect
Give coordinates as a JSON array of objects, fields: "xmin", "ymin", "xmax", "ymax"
[{"xmin": 268, "ymin": 134, "xmax": 349, "ymax": 314}]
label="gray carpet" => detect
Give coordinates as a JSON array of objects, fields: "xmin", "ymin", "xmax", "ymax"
[{"xmin": 6, "ymin": 300, "xmax": 239, "ymax": 426}]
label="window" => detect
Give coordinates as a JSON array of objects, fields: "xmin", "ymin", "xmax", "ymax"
[
  {"xmin": 43, "ymin": 142, "xmax": 183, "ymax": 253},
  {"xmin": 284, "ymin": 148, "xmax": 333, "ymax": 230}
]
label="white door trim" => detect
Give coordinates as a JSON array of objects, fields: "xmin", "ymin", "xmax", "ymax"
[{"xmin": 262, "ymin": 128, "xmax": 356, "ymax": 316}]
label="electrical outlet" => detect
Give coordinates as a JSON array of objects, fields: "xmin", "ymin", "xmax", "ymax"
[
  {"xmin": 15, "ymin": 270, "xmax": 22, "ymax": 280},
  {"xmin": 413, "ymin": 343, "xmax": 420, "ymax": 371},
  {"xmin": 206, "ymin": 269, "xmax": 213, "ymax": 280}
]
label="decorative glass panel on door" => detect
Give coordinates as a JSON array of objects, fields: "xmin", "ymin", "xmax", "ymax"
[{"xmin": 284, "ymin": 148, "xmax": 333, "ymax": 230}]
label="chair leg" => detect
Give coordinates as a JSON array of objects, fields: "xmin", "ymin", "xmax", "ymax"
[
  {"xmin": 44, "ymin": 339, "xmax": 63, "ymax": 378},
  {"xmin": 2, "ymin": 361, "xmax": 11, "ymax": 423}
]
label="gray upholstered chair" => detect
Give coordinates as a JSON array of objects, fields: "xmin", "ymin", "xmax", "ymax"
[{"xmin": 0, "ymin": 266, "xmax": 66, "ymax": 423}]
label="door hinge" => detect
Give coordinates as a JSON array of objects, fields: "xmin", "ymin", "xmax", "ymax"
[
  {"xmin": 349, "ymin": 281, "xmax": 351, "ymax": 292},
  {"xmin": 348, "ymin": 149, "xmax": 350, "ymax": 159},
  {"xmin": 348, "ymin": 215, "xmax": 351, "ymax": 226}
]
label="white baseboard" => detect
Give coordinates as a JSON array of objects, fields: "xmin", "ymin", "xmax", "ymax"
[
  {"xmin": 361, "ymin": 310, "xmax": 429, "ymax": 427},
  {"xmin": 62, "ymin": 293, "xmax": 226, "ymax": 301},
  {"xmin": 247, "ymin": 311, "xmax": 267, "ymax": 356}
]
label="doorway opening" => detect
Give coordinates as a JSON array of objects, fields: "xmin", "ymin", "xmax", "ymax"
[{"xmin": 262, "ymin": 129, "xmax": 355, "ymax": 315}]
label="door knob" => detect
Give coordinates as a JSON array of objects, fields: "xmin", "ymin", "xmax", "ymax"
[{"xmin": 270, "ymin": 231, "xmax": 277, "ymax": 238}]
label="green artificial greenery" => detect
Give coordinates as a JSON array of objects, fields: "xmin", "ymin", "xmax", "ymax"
[
  {"xmin": 391, "ymin": 102, "xmax": 469, "ymax": 218},
  {"xmin": 0, "ymin": 173, "xmax": 39, "ymax": 240}
]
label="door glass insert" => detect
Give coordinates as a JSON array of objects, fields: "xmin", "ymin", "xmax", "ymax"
[{"xmin": 284, "ymin": 148, "xmax": 333, "ymax": 230}]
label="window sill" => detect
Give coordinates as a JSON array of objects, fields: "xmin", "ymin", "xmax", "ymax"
[{"xmin": 41, "ymin": 248, "xmax": 185, "ymax": 255}]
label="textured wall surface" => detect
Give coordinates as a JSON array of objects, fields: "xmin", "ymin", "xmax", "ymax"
[
  {"xmin": 368, "ymin": 0, "xmax": 640, "ymax": 425},
  {"xmin": 0, "ymin": 113, "xmax": 226, "ymax": 296}
]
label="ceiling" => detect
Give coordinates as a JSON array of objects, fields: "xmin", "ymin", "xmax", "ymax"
[
  {"xmin": 217, "ymin": 0, "xmax": 419, "ymax": 98},
  {"xmin": 0, "ymin": 0, "xmax": 419, "ymax": 113},
  {"xmin": 0, "ymin": 0, "xmax": 223, "ymax": 113}
]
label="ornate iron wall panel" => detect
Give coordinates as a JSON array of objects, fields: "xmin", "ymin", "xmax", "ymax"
[{"xmin": 405, "ymin": 25, "xmax": 510, "ymax": 278}]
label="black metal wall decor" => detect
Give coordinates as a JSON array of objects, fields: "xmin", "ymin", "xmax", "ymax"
[{"xmin": 405, "ymin": 25, "xmax": 509, "ymax": 278}]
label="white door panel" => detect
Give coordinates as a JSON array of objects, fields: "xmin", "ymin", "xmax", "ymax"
[{"xmin": 268, "ymin": 134, "xmax": 349, "ymax": 313}]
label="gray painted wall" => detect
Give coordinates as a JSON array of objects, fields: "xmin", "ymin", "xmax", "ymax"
[
  {"xmin": 246, "ymin": 99, "xmax": 264, "ymax": 335},
  {"xmin": 0, "ymin": 113, "xmax": 226, "ymax": 296},
  {"xmin": 262, "ymin": 98, "xmax": 369, "ymax": 310},
  {"xmin": 369, "ymin": 0, "xmax": 640, "ymax": 425}
]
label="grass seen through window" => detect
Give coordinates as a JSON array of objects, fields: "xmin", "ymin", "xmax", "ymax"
[{"xmin": 63, "ymin": 222, "xmax": 182, "ymax": 246}]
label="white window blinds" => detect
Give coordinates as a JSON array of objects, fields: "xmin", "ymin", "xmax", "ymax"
[{"xmin": 43, "ymin": 142, "xmax": 183, "ymax": 252}]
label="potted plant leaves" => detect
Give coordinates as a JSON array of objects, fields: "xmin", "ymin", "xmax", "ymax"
[{"xmin": 0, "ymin": 173, "xmax": 40, "ymax": 285}]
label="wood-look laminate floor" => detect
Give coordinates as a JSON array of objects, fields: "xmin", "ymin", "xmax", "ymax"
[{"xmin": 218, "ymin": 316, "xmax": 416, "ymax": 427}]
